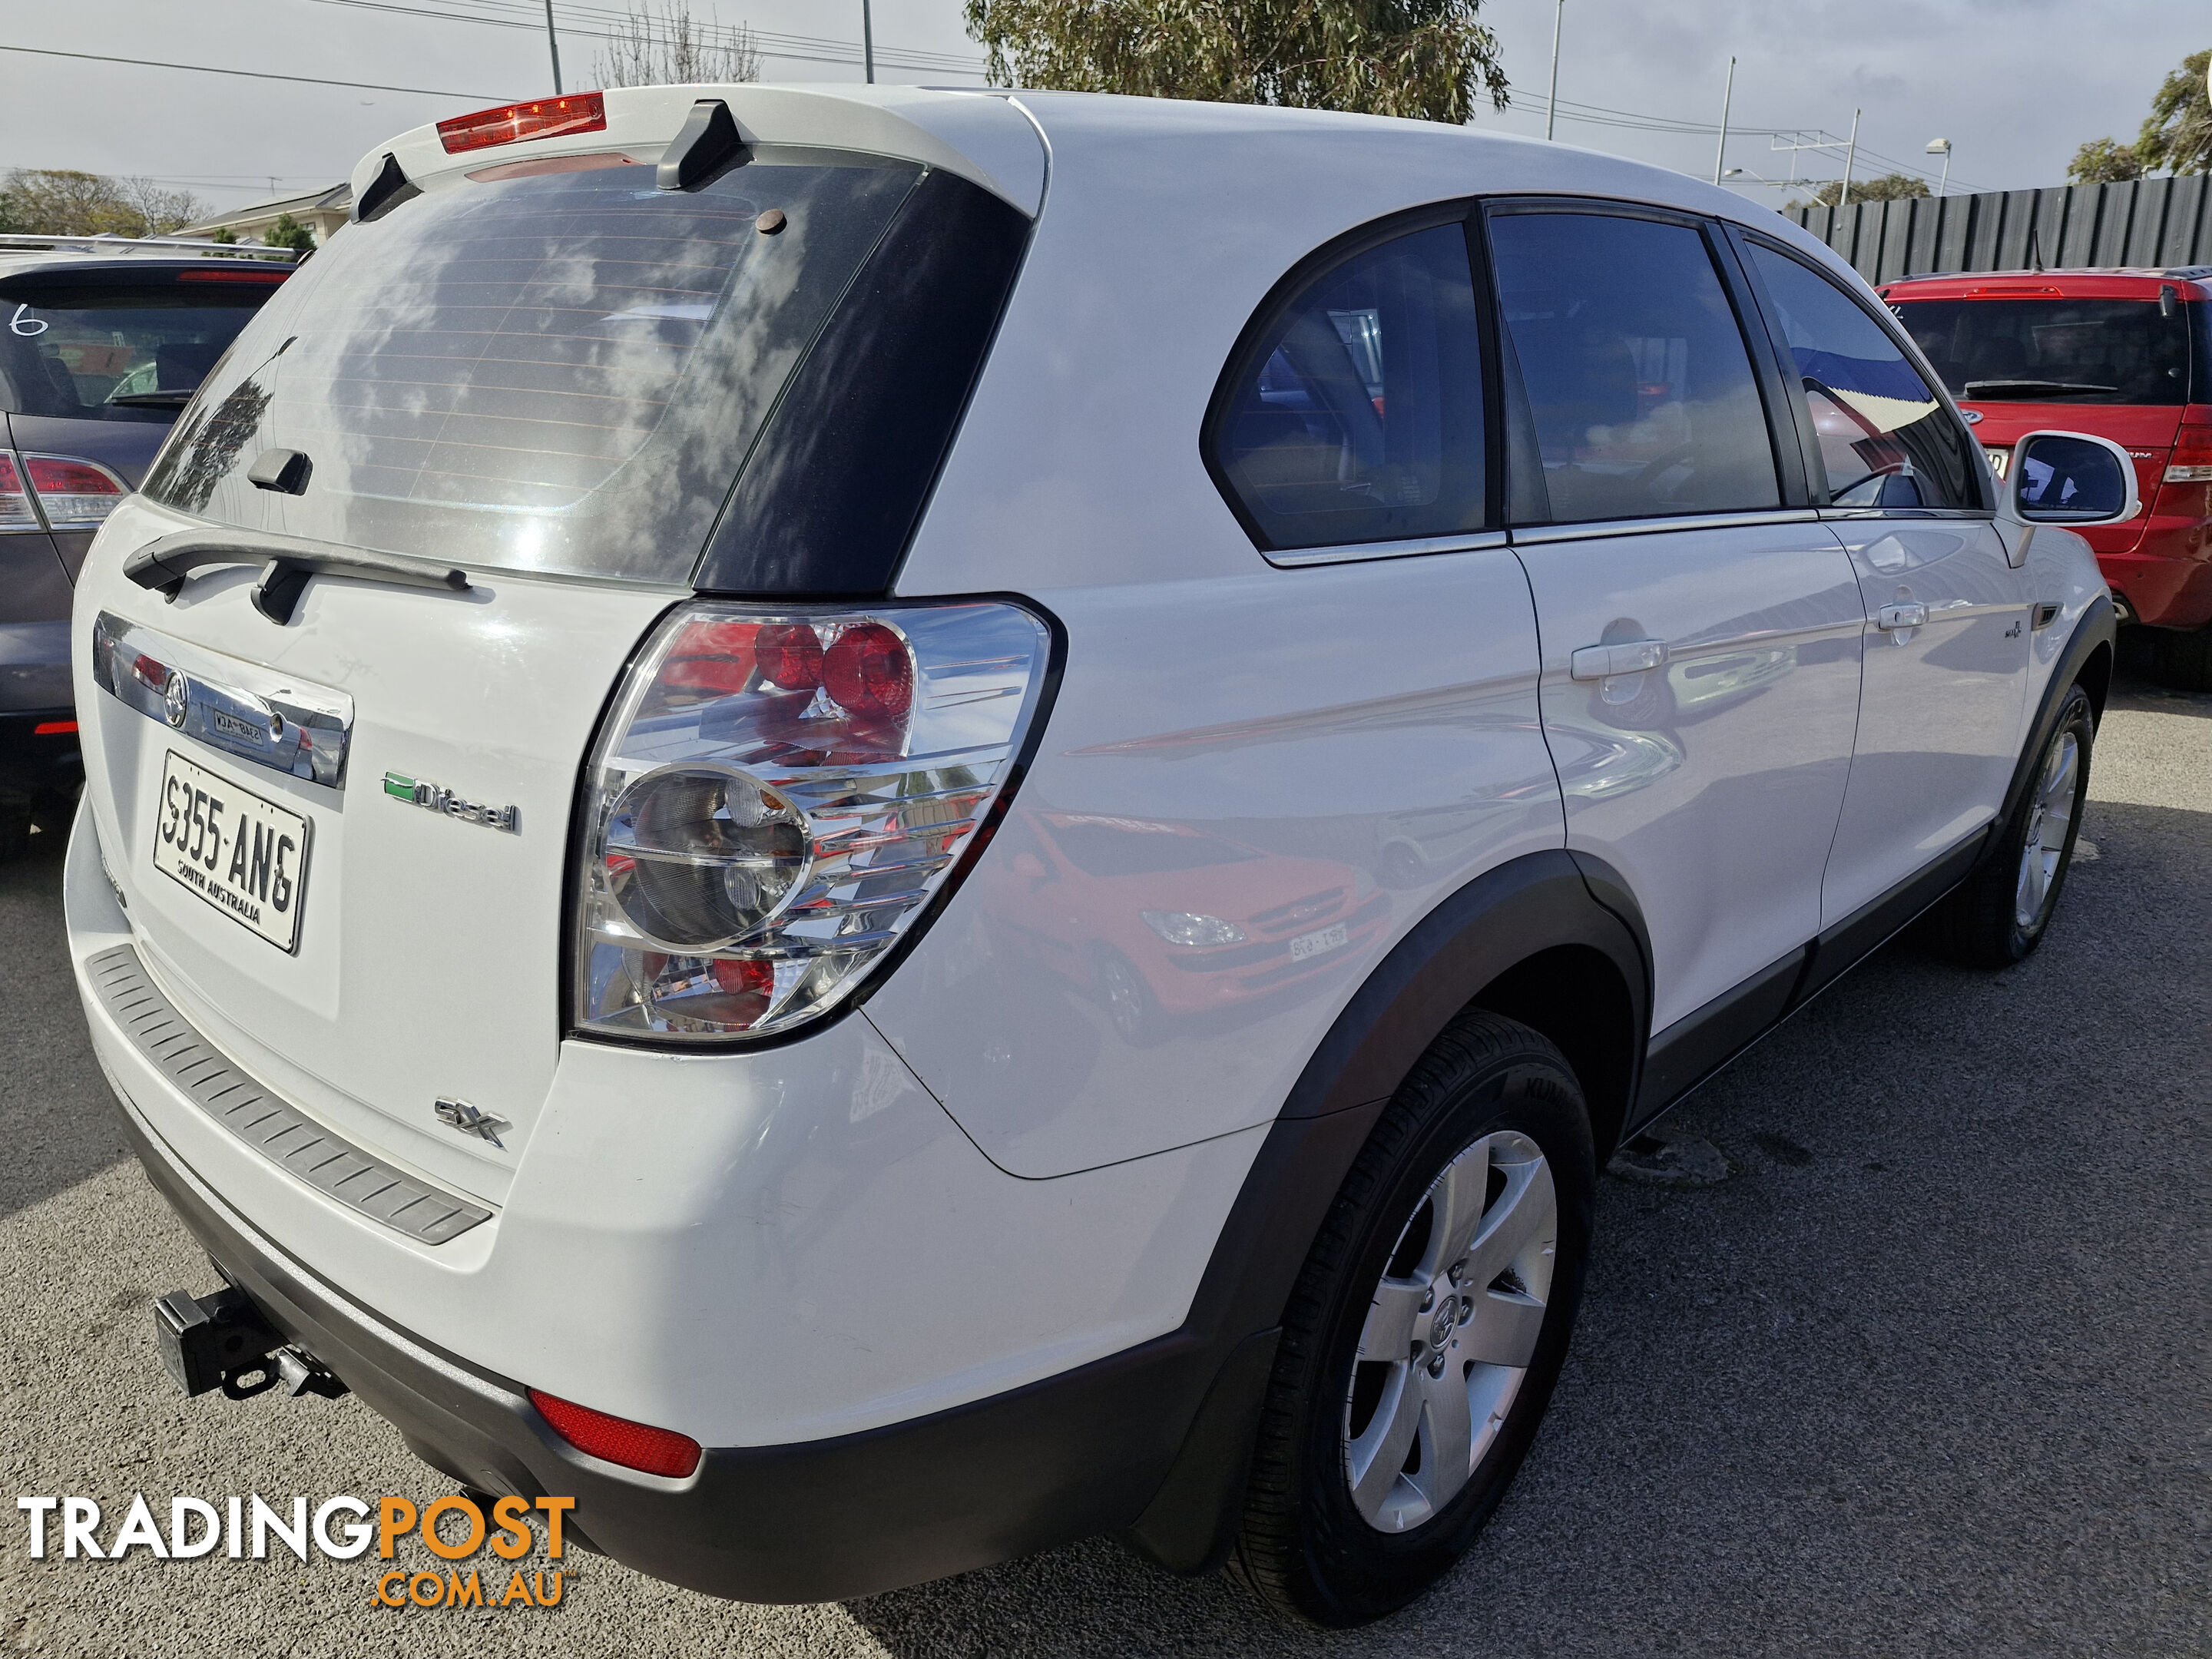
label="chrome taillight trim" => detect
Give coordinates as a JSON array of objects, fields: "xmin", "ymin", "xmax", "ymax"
[{"xmin": 91, "ymin": 610, "xmax": 353, "ymax": 787}]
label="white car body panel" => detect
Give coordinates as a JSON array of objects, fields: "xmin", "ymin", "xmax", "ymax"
[
  {"xmin": 1820, "ymin": 517, "xmax": 2033, "ymax": 925},
  {"xmin": 1513, "ymin": 520, "xmax": 1865, "ymax": 1031},
  {"xmin": 864, "ymin": 548, "xmax": 1559, "ymax": 1177}
]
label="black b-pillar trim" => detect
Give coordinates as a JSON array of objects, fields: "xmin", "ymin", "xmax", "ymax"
[{"xmin": 691, "ymin": 168, "xmax": 1031, "ymax": 598}]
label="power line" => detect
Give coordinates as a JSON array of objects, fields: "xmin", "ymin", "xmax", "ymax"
[{"xmin": 0, "ymin": 44, "xmax": 514, "ymax": 100}]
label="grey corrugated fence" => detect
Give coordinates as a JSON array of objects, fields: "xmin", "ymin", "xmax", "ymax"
[{"xmin": 1789, "ymin": 174, "xmax": 2212, "ymax": 284}]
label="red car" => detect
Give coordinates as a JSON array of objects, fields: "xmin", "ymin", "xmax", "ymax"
[{"xmin": 1882, "ymin": 266, "xmax": 2212, "ymax": 687}]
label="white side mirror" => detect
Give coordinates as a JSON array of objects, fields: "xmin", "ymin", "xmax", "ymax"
[{"xmin": 2002, "ymin": 429, "xmax": 2141, "ymax": 527}]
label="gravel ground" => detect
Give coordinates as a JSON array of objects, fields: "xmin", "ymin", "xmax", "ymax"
[{"xmin": 2, "ymin": 654, "xmax": 2205, "ymax": 1657}]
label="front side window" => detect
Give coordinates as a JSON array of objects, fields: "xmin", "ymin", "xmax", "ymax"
[
  {"xmin": 1488, "ymin": 210, "xmax": 1779, "ymax": 524},
  {"xmin": 1211, "ymin": 222, "xmax": 1485, "ymax": 551},
  {"xmin": 1747, "ymin": 243, "xmax": 1979, "ymax": 510}
]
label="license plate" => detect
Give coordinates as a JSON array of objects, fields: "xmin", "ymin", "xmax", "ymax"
[
  {"xmin": 1984, "ymin": 447, "xmax": 2009, "ymax": 478},
  {"xmin": 151, "ymin": 750, "xmax": 312, "ymax": 952},
  {"xmin": 1289, "ymin": 922, "xmax": 1349, "ymax": 962}
]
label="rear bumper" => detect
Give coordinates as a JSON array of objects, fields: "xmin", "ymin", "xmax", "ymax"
[
  {"xmin": 2097, "ymin": 516, "xmax": 2212, "ymax": 631},
  {"xmin": 104, "ymin": 1080, "xmax": 1230, "ymax": 1601}
]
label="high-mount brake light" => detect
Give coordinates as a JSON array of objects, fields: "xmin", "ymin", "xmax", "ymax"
[
  {"xmin": 573, "ymin": 600, "xmax": 1052, "ymax": 1043},
  {"xmin": 177, "ymin": 268, "xmax": 289, "ymax": 284},
  {"xmin": 22, "ymin": 455, "xmax": 125, "ymax": 529},
  {"xmin": 528, "ymin": 1389, "xmax": 700, "ymax": 1479},
  {"xmin": 0, "ymin": 455, "xmax": 35, "ymax": 531},
  {"xmin": 436, "ymin": 92, "xmax": 608, "ymax": 155}
]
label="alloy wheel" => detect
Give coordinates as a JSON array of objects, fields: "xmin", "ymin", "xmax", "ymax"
[
  {"xmin": 2015, "ymin": 727, "xmax": 2081, "ymax": 931},
  {"xmin": 1343, "ymin": 1131, "xmax": 1558, "ymax": 1533}
]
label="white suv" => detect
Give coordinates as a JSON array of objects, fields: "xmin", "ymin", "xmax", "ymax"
[{"xmin": 66, "ymin": 85, "xmax": 2133, "ymax": 1624}]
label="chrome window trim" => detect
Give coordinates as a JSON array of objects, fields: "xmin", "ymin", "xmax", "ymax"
[
  {"xmin": 1818, "ymin": 507, "xmax": 1998, "ymax": 523},
  {"xmin": 1263, "ymin": 529, "xmax": 1510, "ymax": 568},
  {"xmin": 1508, "ymin": 508, "xmax": 1823, "ymax": 547},
  {"xmin": 90, "ymin": 610, "xmax": 353, "ymax": 788}
]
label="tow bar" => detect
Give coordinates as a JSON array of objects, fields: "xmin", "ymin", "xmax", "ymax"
[{"xmin": 153, "ymin": 1286, "xmax": 348, "ymax": 1402}]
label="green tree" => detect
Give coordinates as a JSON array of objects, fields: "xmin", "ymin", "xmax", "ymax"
[
  {"xmin": 2068, "ymin": 136, "xmax": 2146, "ymax": 185},
  {"xmin": 208, "ymin": 226, "xmax": 239, "ymax": 244},
  {"xmin": 1790, "ymin": 172, "xmax": 1929, "ymax": 210},
  {"xmin": 0, "ymin": 167, "xmax": 207, "ymax": 236},
  {"xmin": 261, "ymin": 213, "xmax": 316, "ymax": 253},
  {"xmin": 2135, "ymin": 48, "xmax": 2211, "ymax": 174},
  {"xmin": 962, "ymin": 0, "xmax": 1510, "ymax": 125}
]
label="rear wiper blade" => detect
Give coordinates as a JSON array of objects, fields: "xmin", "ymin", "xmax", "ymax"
[
  {"xmin": 107, "ymin": 389, "xmax": 197, "ymax": 409},
  {"xmin": 1962, "ymin": 379, "xmax": 2119, "ymax": 398},
  {"xmin": 123, "ymin": 526, "xmax": 470, "ymax": 625}
]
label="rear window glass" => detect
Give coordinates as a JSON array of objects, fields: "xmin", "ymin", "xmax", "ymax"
[
  {"xmin": 144, "ymin": 152, "xmax": 919, "ymax": 583},
  {"xmin": 0, "ymin": 281, "xmax": 276, "ymax": 422},
  {"xmin": 1892, "ymin": 296, "xmax": 2191, "ymax": 406}
]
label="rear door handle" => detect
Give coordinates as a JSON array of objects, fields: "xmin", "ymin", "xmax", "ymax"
[
  {"xmin": 1569, "ymin": 639, "xmax": 1667, "ymax": 680},
  {"xmin": 1876, "ymin": 603, "xmax": 1928, "ymax": 631}
]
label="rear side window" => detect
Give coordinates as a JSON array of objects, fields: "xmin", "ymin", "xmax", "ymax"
[
  {"xmin": 145, "ymin": 152, "xmax": 921, "ymax": 584},
  {"xmin": 1210, "ymin": 223, "xmax": 1486, "ymax": 551},
  {"xmin": 1746, "ymin": 244, "xmax": 1979, "ymax": 511},
  {"xmin": 0, "ymin": 277, "xmax": 276, "ymax": 422},
  {"xmin": 1892, "ymin": 296, "xmax": 2191, "ymax": 406},
  {"xmin": 1488, "ymin": 211, "xmax": 1779, "ymax": 524}
]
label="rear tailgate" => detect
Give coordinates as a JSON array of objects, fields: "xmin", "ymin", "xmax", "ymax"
[{"xmin": 76, "ymin": 495, "xmax": 671, "ymax": 1203}]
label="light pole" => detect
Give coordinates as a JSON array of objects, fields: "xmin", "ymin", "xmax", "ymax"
[
  {"xmin": 1926, "ymin": 137, "xmax": 1952, "ymax": 195},
  {"xmin": 861, "ymin": 0, "xmax": 875, "ymax": 84},
  {"xmin": 542, "ymin": 0, "xmax": 561, "ymax": 94},
  {"xmin": 1712, "ymin": 56, "xmax": 1735, "ymax": 185},
  {"xmin": 1545, "ymin": 0, "xmax": 1565, "ymax": 141},
  {"xmin": 1839, "ymin": 108, "xmax": 1860, "ymax": 208}
]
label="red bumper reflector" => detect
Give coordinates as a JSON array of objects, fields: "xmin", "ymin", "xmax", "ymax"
[
  {"xmin": 438, "ymin": 91, "xmax": 608, "ymax": 154},
  {"xmin": 33, "ymin": 720, "xmax": 77, "ymax": 736},
  {"xmin": 528, "ymin": 1388, "xmax": 701, "ymax": 1479}
]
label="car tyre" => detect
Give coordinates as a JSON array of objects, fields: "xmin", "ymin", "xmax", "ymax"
[
  {"xmin": 1229, "ymin": 1010, "xmax": 1594, "ymax": 1627},
  {"xmin": 2149, "ymin": 624, "xmax": 2212, "ymax": 693},
  {"xmin": 1934, "ymin": 682, "xmax": 2093, "ymax": 967},
  {"xmin": 1093, "ymin": 945, "xmax": 1160, "ymax": 1045}
]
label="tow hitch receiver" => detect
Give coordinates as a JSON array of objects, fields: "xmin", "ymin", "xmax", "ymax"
[{"xmin": 154, "ymin": 1286, "xmax": 347, "ymax": 1401}]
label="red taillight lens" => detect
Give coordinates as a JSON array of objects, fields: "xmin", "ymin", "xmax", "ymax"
[
  {"xmin": 755, "ymin": 623, "xmax": 825, "ymax": 690},
  {"xmin": 0, "ymin": 455, "xmax": 34, "ymax": 531},
  {"xmin": 660, "ymin": 618, "xmax": 759, "ymax": 698},
  {"xmin": 23, "ymin": 455, "xmax": 126, "ymax": 528},
  {"xmin": 824, "ymin": 623, "xmax": 915, "ymax": 718},
  {"xmin": 2167, "ymin": 404, "xmax": 2212, "ymax": 484},
  {"xmin": 34, "ymin": 720, "xmax": 77, "ymax": 736},
  {"xmin": 437, "ymin": 91, "xmax": 608, "ymax": 154},
  {"xmin": 528, "ymin": 1389, "xmax": 700, "ymax": 1479}
]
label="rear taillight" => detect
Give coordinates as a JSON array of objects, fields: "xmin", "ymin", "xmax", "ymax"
[
  {"xmin": 573, "ymin": 599, "xmax": 1052, "ymax": 1044},
  {"xmin": 528, "ymin": 1389, "xmax": 700, "ymax": 1479},
  {"xmin": 0, "ymin": 455, "xmax": 35, "ymax": 531},
  {"xmin": 437, "ymin": 91, "xmax": 607, "ymax": 154},
  {"xmin": 2166, "ymin": 404, "xmax": 2212, "ymax": 484},
  {"xmin": 22, "ymin": 454, "xmax": 127, "ymax": 529}
]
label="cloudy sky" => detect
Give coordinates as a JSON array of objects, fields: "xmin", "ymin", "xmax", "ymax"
[{"xmin": 0, "ymin": 0, "xmax": 2194, "ymax": 214}]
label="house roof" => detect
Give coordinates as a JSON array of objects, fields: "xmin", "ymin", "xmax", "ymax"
[{"xmin": 179, "ymin": 182, "xmax": 352, "ymax": 235}]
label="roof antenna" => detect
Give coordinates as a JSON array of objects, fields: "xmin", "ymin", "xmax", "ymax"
[
  {"xmin": 2027, "ymin": 224, "xmax": 2045, "ymax": 273},
  {"xmin": 659, "ymin": 100, "xmax": 747, "ymax": 192}
]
